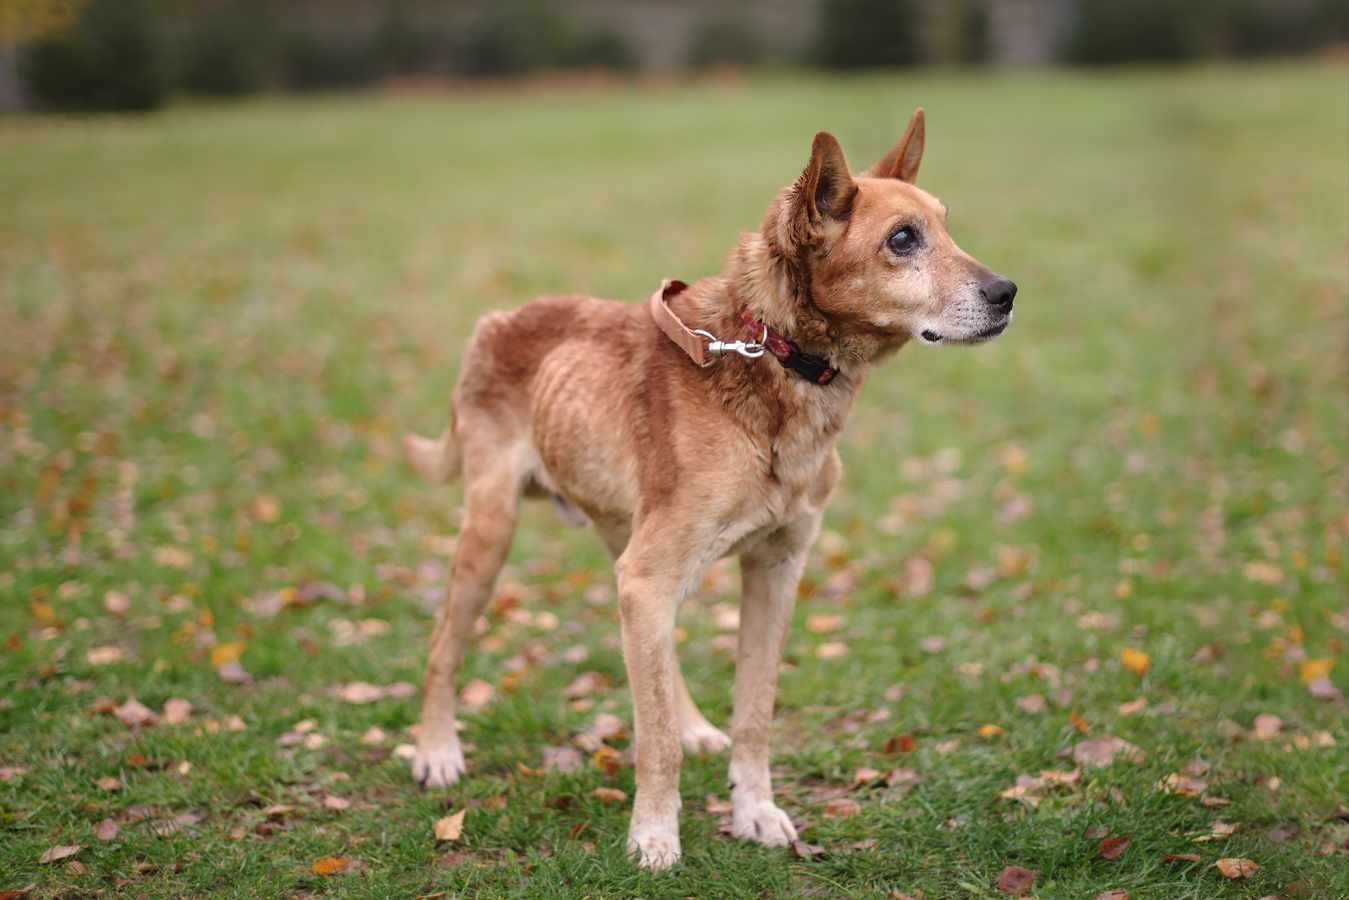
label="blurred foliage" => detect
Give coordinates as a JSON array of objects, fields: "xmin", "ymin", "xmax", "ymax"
[
  {"xmin": 452, "ymin": 1, "xmax": 636, "ymax": 77},
  {"xmin": 687, "ymin": 18, "xmax": 766, "ymax": 68},
  {"xmin": 1064, "ymin": 0, "xmax": 1348, "ymax": 64},
  {"xmin": 814, "ymin": 0, "xmax": 921, "ymax": 68},
  {"xmin": 18, "ymin": 0, "xmax": 167, "ymax": 112},
  {"xmin": 176, "ymin": 3, "xmax": 276, "ymax": 96}
]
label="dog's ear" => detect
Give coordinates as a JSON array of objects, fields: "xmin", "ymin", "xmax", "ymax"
[
  {"xmin": 795, "ymin": 131, "xmax": 857, "ymax": 229},
  {"xmin": 866, "ymin": 107, "xmax": 925, "ymax": 183}
]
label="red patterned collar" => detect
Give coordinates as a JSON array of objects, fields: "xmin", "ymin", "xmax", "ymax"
[{"xmin": 740, "ymin": 313, "xmax": 838, "ymax": 385}]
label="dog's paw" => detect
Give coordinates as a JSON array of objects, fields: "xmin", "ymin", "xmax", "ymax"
[
  {"xmin": 412, "ymin": 742, "xmax": 465, "ymax": 788},
  {"xmin": 627, "ymin": 822, "xmax": 681, "ymax": 871},
  {"xmin": 731, "ymin": 798, "xmax": 797, "ymax": 848},
  {"xmin": 680, "ymin": 719, "xmax": 731, "ymax": 755}
]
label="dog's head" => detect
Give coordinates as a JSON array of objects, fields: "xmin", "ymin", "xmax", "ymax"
[{"xmin": 767, "ymin": 109, "xmax": 1016, "ymax": 352}]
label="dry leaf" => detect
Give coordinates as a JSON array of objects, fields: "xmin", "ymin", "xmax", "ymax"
[
  {"xmin": 1243, "ymin": 561, "xmax": 1282, "ymax": 584},
  {"xmin": 1069, "ymin": 709, "xmax": 1091, "ymax": 734},
  {"xmin": 806, "ymin": 614, "xmax": 843, "ymax": 634},
  {"xmin": 434, "ymin": 809, "xmax": 466, "ymax": 842},
  {"xmin": 103, "ymin": 591, "xmax": 130, "ymax": 615},
  {"xmin": 995, "ymin": 865, "xmax": 1038, "ymax": 895},
  {"xmin": 309, "ymin": 856, "xmax": 351, "ymax": 875},
  {"xmin": 322, "ymin": 795, "xmax": 351, "ymax": 811},
  {"xmin": 360, "ymin": 726, "xmax": 386, "ymax": 745},
  {"xmin": 336, "ymin": 681, "xmax": 384, "ymax": 704},
  {"xmin": 217, "ymin": 660, "xmax": 252, "ymax": 684},
  {"xmin": 39, "ymin": 845, "xmax": 81, "ymax": 864},
  {"xmin": 1299, "ymin": 657, "xmax": 1334, "ymax": 683},
  {"xmin": 562, "ymin": 672, "xmax": 606, "ymax": 699},
  {"xmin": 1214, "ymin": 857, "xmax": 1258, "ymax": 879},
  {"xmin": 95, "ymin": 818, "xmax": 119, "ymax": 841},
  {"xmin": 816, "ymin": 642, "xmax": 848, "ymax": 660},
  {"xmin": 977, "ymin": 724, "xmax": 1006, "ymax": 739},
  {"xmin": 162, "ymin": 698, "xmax": 192, "ymax": 724},
  {"xmin": 1119, "ymin": 648, "xmax": 1150, "ymax": 676},
  {"xmin": 1015, "ymin": 694, "xmax": 1047, "ymax": 715},
  {"xmin": 0, "ymin": 766, "xmax": 29, "ymax": 782},
  {"xmin": 1118, "ymin": 697, "xmax": 1148, "ymax": 715},
  {"xmin": 1162, "ymin": 772, "xmax": 1207, "ymax": 796},
  {"xmin": 542, "ymin": 746, "xmax": 582, "ymax": 774},
  {"xmin": 113, "ymin": 697, "xmax": 158, "ymax": 728},
  {"xmin": 1073, "ymin": 735, "xmax": 1143, "ymax": 768},
  {"xmin": 590, "ymin": 787, "xmax": 627, "ymax": 804},
  {"xmin": 1251, "ymin": 714, "xmax": 1282, "ymax": 740},
  {"xmin": 86, "ymin": 645, "xmax": 124, "ymax": 666},
  {"xmin": 1162, "ymin": 852, "xmax": 1202, "ymax": 863},
  {"xmin": 1094, "ymin": 892, "xmax": 1129, "ymax": 900},
  {"xmin": 791, "ymin": 839, "xmax": 825, "ymax": 859},
  {"xmin": 884, "ymin": 734, "xmax": 917, "ymax": 754},
  {"xmin": 210, "ymin": 642, "xmax": 245, "ymax": 666},
  {"xmin": 824, "ymin": 797, "xmax": 862, "ymax": 818},
  {"xmin": 1098, "ymin": 835, "xmax": 1131, "ymax": 860},
  {"xmin": 459, "ymin": 679, "xmax": 495, "ymax": 711}
]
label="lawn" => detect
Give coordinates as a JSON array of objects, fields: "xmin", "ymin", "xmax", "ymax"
[{"xmin": 1, "ymin": 62, "xmax": 1346, "ymax": 898}]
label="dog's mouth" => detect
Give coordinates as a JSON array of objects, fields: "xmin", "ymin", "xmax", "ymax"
[{"xmin": 918, "ymin": 317, "xmax": 1011, "ymax": 346}]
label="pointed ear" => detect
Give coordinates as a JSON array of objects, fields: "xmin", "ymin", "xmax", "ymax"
[
  {"xmin": 798, "ymin": 131, "xmax": 857, "ymax": 227},
  {"xmin": 867, "ymin": 107, "xmax": 925, "ymax": 183}
]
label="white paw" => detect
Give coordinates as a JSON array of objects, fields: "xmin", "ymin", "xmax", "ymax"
[
  {"xmin": 412, "ymin": 741, "xmax": 465, "ymax": 788},
  {"xmin": 680, "ymin": 719, "xmax": 732, "ymax": 755},
  {"xmin": 627, "ymin": 821, "xmax": 681, "ymax": 871},
  {"xmin": 731, "ymin": 797, "xmax": 797, "ymax": 848}
]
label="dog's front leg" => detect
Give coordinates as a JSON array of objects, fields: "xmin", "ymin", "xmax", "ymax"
[
  {"xmin": 729, "ymin": 514, "xmax": 818, "ymax": 848},
  {"xmin": 615, "ymin": 542, "xmax": 690, "ymax": 871}
]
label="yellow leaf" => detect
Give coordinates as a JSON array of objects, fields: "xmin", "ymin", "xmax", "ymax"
[
  {"xmin": 977, "ymin": 724, "xmax": 1006, "ymax": 738},
  {"xmin": 210, "ymin": 642, "xmax": 245, "ymax": 666},
  {"xmin": 1299, "ymin": 658, "xmax": 1334, "ymax": 684},
  {"xmin": 309, "ymin": 856, "xmax": 350, "ymax": 875},
  {"xmin": 434, "ymin": 809, "xmax": 466, "ymax": 842},
  {"xmin": 30, "ymin": 601, "xmax": 59, "ymax": 626},
  {"xmin": 1120, "ymin": 648, "xmax": 1150, "ymax": 676}
]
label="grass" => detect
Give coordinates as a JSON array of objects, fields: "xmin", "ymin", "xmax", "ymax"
[{"xmin": 1, "ymin": 63, "xmax": 1346, "ymax": 898}]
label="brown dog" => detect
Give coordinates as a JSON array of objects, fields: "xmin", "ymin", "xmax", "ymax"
[{"xmin": 404, "ymin": 109, "xmax": 1015, "ymax": 870}]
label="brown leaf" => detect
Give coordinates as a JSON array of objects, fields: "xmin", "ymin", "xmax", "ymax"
[
  {"xmin": 1118, "ymin": 697, "xmax": 1148, "ymax": 715},
  {"xmin": 1094, "ymin": 892, "xmax": 1129, "ymax": 900},
  {"xmin": 322, "ymin": 795, "xmax": 350, "ymax": 811},
  {"xmin": 852, "ymin": 767, "xmax": 884, "ymax": 788},
  {"xmin": 1073, "ymin": 735, "xmax": 1143, "ymax": 768},
  {"xmin": 309, "ymin": 856, "xmax": 351, "ymax": 875},
  {"xmin": 805, "ymin": 614, "xmax": 843, "ymax": 634},
  {"xmin": 562, "ymin": 672, "xmax": 606, "ymax": 699},
  {"xmin": 705, "ymin": 794, "xmax": 732, "ymax": 815},
  {"xmin": 39, "ymin": 845, "xmax": 81, "ymax": 864},
  {"xmin": 1307, "ymin": 677, "xmax": 1344, "ymax": 702},
  {"xmin": 884, "ymin": 733, "xmax": 917, "ymax": 754},
  {"xmin": 162, "ymin": 698, "xmax": 192, "ymax": 724},
  {"xmin": 790, "ymin": 839, "xmax": 826, "ymax": 859},
  {"xmin": 1119, "ymin": 648, "xmax": 1150, "ymax": 676},
  {"xmin": 824, "ymin": 797, "xmax": 862, "ymax": 819},
  {"xmin": 216, "ymin": 660, "xmax": 252, "ymax": 684},
  {"xmin": 816, "ymin": 642, "xmax": 848, "ymax": 660},
  {"xmin": 1214, "ymin": 857, "xmax": 1258, "ymax": 879},
  {"xmin": 86, "ymin": 645, "xmax": 124, "ymax": 666},
  {"xmin": 113, "ymin": 697, "xmax": 157, "ymax": 728},
  {"xmin": 95, "ymin": 775, "xmax": 122, "ymax": 791},
  {"xmin": 1015, "ymin": 694, "xmax": 1047, "ymax": 715},
  {"xmin": 590, "ymin": 787, "xmax": 627, "ymax": 804},
  {"xmin": 1098, "ymin": 835, "xmax": 1131, "ymax": 860},
  {"xmin": 995, "ymin": 865, "xmax": 1038, "ymax": 895},
  {"xmin": 103, "ymin": 591, "xmax": 130, "ymax": 616},
  {"xmin": 1161, "ymin": 852, "xmax": 1202, "ymax": 863},
  {"xmin": 1251, "ymin": 714, "xmax": 1282, "ymax": 740},
  {"xmin": 0, "ymin": 766, "xmax": 29, "ymax": 782},
  {"xmin": 533, "ymin": 745, "xmax": 578, "ymax": 774},
  {"xmin": 95, "ymin": 818, "xmax": 119, "ymax": 841},
  {"xmin": 433, "ymin": 809, "xmax": 466, "ymax": 842}
]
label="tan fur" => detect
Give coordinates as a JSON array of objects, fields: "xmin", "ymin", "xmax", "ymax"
[{"xmin": 405, "ymin": 110, "xmax": 1015, "ymax": 870}]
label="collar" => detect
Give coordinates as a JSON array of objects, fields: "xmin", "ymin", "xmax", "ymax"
[
  {"xmin": 739, "ymin": 312, "xmax": 838, "ymax": 385},
  {"xmin": 648, "ymin": 278, "xmax": 839, "ymax": 386}
]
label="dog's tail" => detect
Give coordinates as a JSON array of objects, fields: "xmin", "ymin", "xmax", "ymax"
[{"xmin": 403, "ymin": 417, "xmax": 461, "ymax": 484}]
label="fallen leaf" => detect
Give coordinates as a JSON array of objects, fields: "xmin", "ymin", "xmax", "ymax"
[
  {"xmin": 1215, "ymin": 857, "xmax": 1258, "ymax": 879},
  {"xmin": 1307, "ymin": 677, "xmax": 1343, "ymax": 702},
  {"xmin": 459, "ymin": 679, "xmax": 495, "ymax": 711},
  {"xmin": 434, "ymin": 809, "xmax": 466, "ymax": 842},
  {"xmin": 217, "ymin": 660, "xmax": 252, "ymax": 684},
  {"xmin": 86, "ymin": 645, "xmax": 124, "ymax": 666},
  {"xmin": 162, "ymin": 698, "xmax": 192, "ymax": 724},
  {"xmin": 791, "ymin": 839, "xmax": 825, "ymax": 859},
  {"xmin": 1098, "ymin": 835, "xmax": 1131, "ymax": 860},
  {"xmin": 806, "ymin": 614, "xmax": 843, "ymax": 634},
  {"xmin": 542, "ymin": 746, "xmax": 582, "ymax": 774},
  {"xmin": 995, "ymin": 865, "xmax": 1038, "ymax": 895},
  {"xmin": 824, "ymin": 797, "xmax": 862, "ymax": 818},
  {"xmin": 113, "ymin": 697, "xmax": 157, "ymax": 728},
  {"xmin": 816, "ymin": 642, "xmax": 848, "ymax": 660},
  {"xmin": 590, "ymin": 787, "xmax": 626, "ymax": 804},
  {"xmin": 1118, "ymin": 697, "xmax": 1148, "ymax": 715},
  {"xmin": 0, "ymin": 765, "xmax": 29, "ymax": 782},
  {"xmin": 1094, "ymin": 892, "xmax": 1129, "ymax": 900},
  {"xmin": 335, "ymin": 681, "xmax": 384, "ymax": 704},
  {"xmin": 95, "ymin": 818, "xmax": 119, "ymax": 841},
  {"xmin": 103, "ymin": 591, "xmax": 130, "ymax": 615},
  {"xmin": 1120, "ymin": 648, "xmax": 1150, "ymax": 676},
  {"xmin": 562, "ymin": 672, "xmax": 606, "ymax": 699},
  {"xmin": 1073, "ymin": 735, "xmax": 1143, "ymax": 768},
  {"xmin": 360, "ymin": 726, "xmax": 386, "ymax": 745},
  {"xmin": 252, "ymin": 494, "xmax": 281, "ymax": 522},
  {"xmin": 1162, "ymin": 772, "xmax": 1207, "ymax": 796},
  {"xmin": 1251, "ymin": 714, "xmax": 1282, "ymax": 740},
  {"xmin": 920, "ymin": 635, "xmax": 946, "ymax": 654},
  {"xmin": 852, "ymin": 767, "xmax": 884, "ymax": 788},
  {"xmin": 1070, "ymin": 709, "xmax": 1091, "ymax": 734},
  {"xmin": 210, "ymin": 642, "xmax": 245, "ymax": 666},
  {"xmin": 393, "ymin": 743, "xmax": 417, "ymax": 760},
  {"xmin": 884, "ymin": 734, "xmax": 916, "ymax": 754},
  {"xmin": 95, "ymin": 776, "xmax": 121, "ymax": 791},
  {"xmin": 322, "ymin": 795, "xmax": 350, "ymax": 811},
  {"xmin": 1015, "ymin": 694, "xmax": 1047, "ymax": 715},
  {"xmin": 1162, "ymin": 852, "xmax": 1202, "ymax": 863},
  {"xmin": 1243, "ymin": 561, "xmax": 1282, "ymax": 584},
  {"xmin": 39, "ymin": 845, "xmax": 80, "ymax": 864},
  {"xmin": 1299, "ymin": 657, "xmax": 1334, "ymax": 683},
  {"xmin": 309, "ymin": 856, "xmax": 351, "ymax": 875},
  {"xmin": 153, "ymin": 545, "xmax": 193, "ymax": 569},
  {"xmin": 977, "ymin": 723, "xmax": 1006, "ymax": 738}
]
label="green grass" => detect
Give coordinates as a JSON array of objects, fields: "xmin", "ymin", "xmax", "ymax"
[{"xmin": 2, "ymin": 63, "xmax": 1346, "ymax": 898}]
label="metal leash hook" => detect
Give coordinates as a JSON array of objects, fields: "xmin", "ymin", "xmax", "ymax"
[{"xmin": 692, "ymin": 326, "xmax": 768, "ymax": 364}]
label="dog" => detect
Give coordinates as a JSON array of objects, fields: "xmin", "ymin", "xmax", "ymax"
[{"xmin": 404, "ymin": 109, "xmax": 1015, "ymax": 870}]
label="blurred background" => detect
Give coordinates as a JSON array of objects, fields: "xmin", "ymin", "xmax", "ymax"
[{"xmin": 2, "ymin": 0, "xmax": 1347, "ymax": 112}]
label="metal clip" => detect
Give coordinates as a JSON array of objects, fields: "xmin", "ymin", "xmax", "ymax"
[{"xmin": 692, "ymin": 327, "xmax": 767, "ymax": 365}]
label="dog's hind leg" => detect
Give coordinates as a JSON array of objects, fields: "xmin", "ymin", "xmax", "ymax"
[{"xmin": 413, "ymin": 437, "xmax": 527, "ymax": 788}]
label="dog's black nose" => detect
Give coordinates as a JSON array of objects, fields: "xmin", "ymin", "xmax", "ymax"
[{"xmin": 981, "ymin": 278, "xmax": 1017, "ymax": 311}]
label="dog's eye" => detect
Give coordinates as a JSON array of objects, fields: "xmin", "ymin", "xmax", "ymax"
[{"xmin": 887, "ymin": 225, "xmax": 921, "ymax": 255}]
